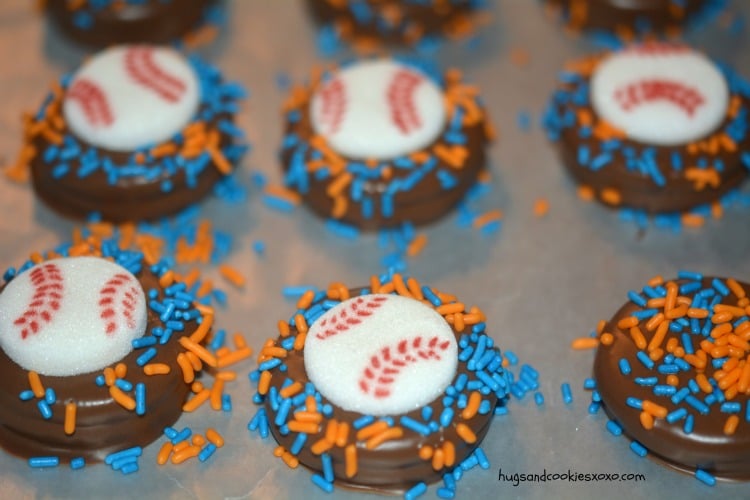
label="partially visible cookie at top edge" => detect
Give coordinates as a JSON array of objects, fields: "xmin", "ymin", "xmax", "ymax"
[
  {"xmin": 19, "ymin": 44, "xmax": 248, "ymax": 223},
  {"xmin": 544, "ymin": 42, "xmax": 750, "ymax": 214},
  {"xmin": 280, "ymin": 58, "xmax": 494, "ymax": 230},
  {"xmin": 542, "ymin": 0, "xmax": 721, "ymax": 36},
  {"xmin": 593, "ymin": 273, "xmax": 750, "ymax": 480},
  {"xmin": 306, "ymin": 0, "xmax": 488, "ymax": 51},
  {"xmin": 45, "ymin": 0, "xmax": 219, "ymax": 49}
]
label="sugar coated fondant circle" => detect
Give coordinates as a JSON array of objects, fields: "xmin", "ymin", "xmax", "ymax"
[
  {"xmin": 0, "ymin": 257, "xmax": 147, "ymax": 376},
  {"xmin": 63, "ymin": 44, "xmax": 200, "ymax": 152},
  {"xmin": 590, "ymin": 43, "xmax": 729, "ymax": 146},
  {"xmin": 310, "ymin": 59, "xmax": 447, "ymax": 160},
  {"xmin": 304, "ymin": 294, "xmax": 458, "ymax": 416}
]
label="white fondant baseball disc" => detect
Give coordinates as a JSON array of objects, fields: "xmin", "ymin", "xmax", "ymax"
[
  {"xmin": 590, "ymin": 43, "xmax": 728, "ymax": 146},
  {"xmin": 304, "ymin": 294, "xmax": 457, "ymax": 416},
  {"xmin": 0, "ymin": 257, "xmax": 147, "ymax": 377},
  {"xmin": 63, "ymin": 45, "xmax": 200, "ymax": 152},
  {"xmin": 310, "ymin": 60, "xmax": 446, "ymax": 160}
]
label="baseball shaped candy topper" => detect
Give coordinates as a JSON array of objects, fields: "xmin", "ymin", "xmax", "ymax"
[
  {"xmin": 590, "ymin": 43, "xmax": 729, "ymax": 146},
  {"xmin": 63, "ymin": 45, "xmax": 200, "ymax": 152},
  {"xmin": 304, "ymin": 294, "xmax": 458, "ymax": 415},
  {"xmin": 310, "ymin": 59, "xmax": 447, "ymax": 161},
  {"xmin": 0, "ymin": 257, "xmax": 147, "ymax": 376}
]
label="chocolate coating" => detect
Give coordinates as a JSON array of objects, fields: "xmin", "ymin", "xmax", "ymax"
[
  {"xmin": 0, "ymin": 268, "xmax": 195, "ymax": 462},
  {"xmin": 546, "ymin": 0, "xmax": 709, "ymax": 33},
  {"xmin": 281, "ymin": 67, "xmax": 491, "ymax": 230},
  {"xmin": 547, "ymin": 50, "xmax": 750, "ymax": 213},
  {"xmin": 263, "ymin": 288, "xmax": 500, "ymax": 493},
  {"xmin": 306, "ymin": 0, "xmax": 478, "ymax": 46},
  {"xmin": 594, "ymin": 278, "xmax": 750, "ymax": 480},
  {"xmin": 46, "ymin": 0, "xmax": 214, "ymax": 48}
]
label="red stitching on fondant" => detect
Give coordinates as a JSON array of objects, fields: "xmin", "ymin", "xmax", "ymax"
[
  {"xmin": 98, "ymin": 273, "xmax": 139, "ymax": 336},
  {"xmin": 358, "ymin": 335, "xmax": 451, "ymax": 398},
  {"xmin": 67, "ymin": 78, "xmax": 114, "ymax": 127},
  {"xmin": 317, "ymin": 77, "xmax": 346, "ymax": 135},
  {"xmin": 387, "ymin": 69, "xmax": 423, "ymax": 135},
  {"xmin": 615, "ymin": 79, "xmax": 705, "ymax": 117},
  {"xmin": 315, "ymin": 295, "xmax": 388, "ymax": 340},
  {"xmin": 13, "ymin": 263, "xmax": 64, "ymax": 340},
  {"xmin": 123, "ymin": 47, "xmax": 186, "ymax": 103}
]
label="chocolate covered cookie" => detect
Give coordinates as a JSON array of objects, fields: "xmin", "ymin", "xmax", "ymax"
[
  {"xmin": 248, "ymin": 274, "xmax": 509, "ymax": 495},
  {"xmin": 281, "ymin": 58, "xmax": 493, "ymax": 229},
  {"xmin": 544, "ymin": 42, "xmax": 750, "ymax": 213},
  {"xmin": 544, "ymin": 0, "xmax": 719, "ymax": 35},
  {"xmin": 45, "ymin": 0, "xmax": 216, "ymax": 48},
  {"xmin": 306, "ymin": 0, "xmax": 485, "ymax": 49},
  {"xmin": 594, "ymin": 273, "xmax": 750, "ymax": 480},
  {"xmin": 19, "ymin": 44, "xmax": 248, "ymax": 222},
  {"xmin": 0, "ymin": 249, "xmax": 216, "ymax": 463}
]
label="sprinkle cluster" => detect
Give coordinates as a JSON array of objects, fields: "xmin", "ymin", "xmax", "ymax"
[
  {"xmin": 248, "ymin": 272, "xmax": 511, "ymax": 497},
  {"xmin": 12, "ymin": 55, "xmax": 248, "ymax": 195},
  {"xmin": 279, "ymin": 59, "xmax": 492, "ymax": 227}
]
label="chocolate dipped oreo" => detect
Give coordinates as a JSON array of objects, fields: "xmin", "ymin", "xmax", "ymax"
[
  {"xmin": 0, "ymin": 248, "xmax": 215, "ymax": 463},
  {"xmin": 544, "ymin": 42, "xmax": 750, "ymax": 213},
  {"xmin": 20, "ymin": 44, "xmax": 248, "ymax": 222},
  {"xmin": 594, "ymin": 273, "xmax": 750, "ymax": 480},
  {"xmin": 306, "ymin": 0, "xmax": 485, "ymax": 49},
  {"xmin": 45, "ymin": 0, "xmax": 216, "ymax": 48},
  {"xmin": 280, "ymin": 58, "xmax": 493, "ymax": 230},
  {"xmin": 544, "ymin": 0, "xmax": 717, "ymax": 35},
  {"xmin": 248, "ymin": 275, "xmax": 509, "ymax": 495}
]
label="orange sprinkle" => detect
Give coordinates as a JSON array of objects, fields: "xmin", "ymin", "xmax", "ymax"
[
  {"xmin": 264, "ymin": 184, "xmax": 301, "ymax": 205},
  {"xmin": 258, "ymin": 371, "xmax": 272, "ymax": 395},
  {"xmin": 687, "ymin": 308, "xmax": 709, "ymax": 319},
  {"xmin": 645, "ymin": 312, "xmax": 665, "ymax": 332},
  {"xmin": 419, "ymin": 445, "xmax": 433, "ymax": 460},
  {"xmin": 639, "ymin": 411, "xmax": 654, "ymax": 430},
  {"xmin": 437, "ymin": 302, "xmax": 465, "ymax": 315},
  {"xmin": 642, "ymin": 400, "xmax": 668, "ymax": 419},
  {"xmin": 277, "ymin": 320, "xmax": 291, "ymax": 338},
  {"xmin": 533, "ymin": 198, "xmax": 549, "ymax": 217},
  {"xmin": 217, "ymin": 347, "xmax": 253, "ymax": 368},
  {"xmin": 443, "ymin": 441, "xmax": 456, "ymax": 467},
  {"xmin": 455, "ymin": 423, "xmax": 477, "ymax": 443},
  {"xmin": 281, "ymin": 450, "xmax": 299, "ymax": 469},
  {"xmin": 571, "ymin": 337, "xmax": 599, "ymax": 350},
  {"xmin": 695, "ymin": 373, "xmax": 714, "ymax": 394},
  {"xmin": 617, "ymin": 316, "xmax": 639, "ymax": 329},
  {"xmin": 356, "ymin": 421, "xmax": 389, "ymax": 441},
  {"xmin": 110, "ymin": 385, "xmax": 136, "ymax": 411},
  {"xmin": 600, "ymin": 333, "xmax": 614, "ymax": 345},
  {"xmin": 293, "ymin": 332, "xmax": 307, "ymax": 351},
  {"xmin": 647, "ymin": 321, "xmax": 670, "ymax": 352},
  {"xmin": 392, "ymin": 273, "xmax": 412, "ymax": 298},
  {"xmin": 144, "ymin": 363, "xmax": 171, "ymax": 375},
  {"xmin": 64, "ymin": 402, "xmax": 77, "ymax": 435},
  {"xmin": 179, "ymin": 337, "xmax": 218, "ymax": 367},
  {"xmin": 185, "ymin": 351, "xmax": 203, "ymax": 371},
  {"xmin": 406, "ymin": 277, "xmax": 423, "ymax": 300},
  {"xmin": 724, "ymin": 415, "xmax": 740, "ymax": 436},
  {"xmin": 431, "ymin": 448, "xmax": 445, "ymax": 471},
  {"xmin": 183, "ymin": 389, "xmax": 211, "ymax": 412},
  {"xmin": 600, "ymin": 188, "xmax": 622, "ymax": 206},
  {"xmin": 103, "ymin": 367, "xmax": 116, "ymax": 386},
  {"xmin": 345, "ymin": 444, "xmax": 358, "ymax": 478},
  {"xmin": 156, "ymin": 442, "xmax": 173, "ymax": 465},
  {"xmin": 191, "ymin": 435, "xmax": 206, "ymax": 447},
  {"xmin": 219, "ymin": 265, "xmax": 245, "ymax": 288},
  {"xmin": 216, "ymin": 371, "xmax": 237, "ymax": 381},
  {"xmin": 28, "ymin": 371, "xmax": 45, "ymax": 398},
  {"xmin": 192, "ymin": 381, "xmax": 204, "ymax": 393},
  {"xmin": 293, "ymin": 411, "xmax": 323, "ymax": 424},
  {"xmin": 406, "ymin": 233, "xmax": 428, "ymax": 257},
  {"xmin": 173, "ymin": 442, "xmax": 190, "ymax": 454},
  {"xmin": 209, "ymin": 379, "xmax": 224, "ymax": 411},
  {"xmin": 159, "ymin": 270, "xmax": 175, "ymax": 289},
  {"xmin": 172, "ymin": 445, "xmax": 201, "ymax": 464},
  {"xmin": 294, "ymin": 314, "xmax": 308, "ymax": 335},
  {"xmin": 629, "ymin": 326, "xmax": 648, "ymax": 350},
  {"xmin": 335, "ymin": 421, "xmax": 350, "ymax": 447},
  {"xmin": 737, "ymin": 363, "xmax": 750, "ymax": 393},
  {"xmin": 189, "ymin": 313, "xmax": 214, "ymax": 344},
  {"xmin": 206, "ymin": 428, "xmax": 224, "ymax": 448},
  {"xmin": 461, "ymin": 391, "xmax": 482, "ymax": 420},
  {"xmin": 280, "ymin": 381, "xmax": 303, "ymax": 399},
  {"xmin": 310, "ymin": 438, "xmax": 333, "ymax": 455},
  {"xmin": 325, "ymin": 419, "xmax": 339, "ymax": 444},
  {"xmin": 577, "ymin": 185, "xmax": 595, "ymax": 201},
  {"xmin": 472, "ymin": 209, "xmax": 503, "ymax": 228},
  {"xmin": 666, "ymin": 375, "xmax": 680, "ymax": 387},
  {"xmin": 366, "ymin": 427, "xmax": 404, "ymax": 449},
  {"xmin": 288, "ymin": 420, "xmax": 321, "ymax": 434},
  {"xmin": 727, "ymin": 279, "xmax": 746, "ymax": 299}
]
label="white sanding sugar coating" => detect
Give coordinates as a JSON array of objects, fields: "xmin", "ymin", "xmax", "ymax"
[
  {"xmin": 0, "ymin": 257, "xmax": 147, "ymax": 376},
  {"xmin": 63, "ymin": 44, "xmax": 200, "ymax": 152},
  {"xmin": 310, "ymin": 59, "xmax": 447, "ymax": 160},
  {"xmin": 304, "ymin": 294, "xmax": 458, "ymax": 416},
  {"xmin": 590, "ymin": 43, "xmax": 729, "ymax": 146}
]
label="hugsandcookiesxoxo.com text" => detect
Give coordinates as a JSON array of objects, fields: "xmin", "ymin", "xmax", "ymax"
[{"xmin": 498, "ymin": 468, "xmax": 646, "ymax": 487}]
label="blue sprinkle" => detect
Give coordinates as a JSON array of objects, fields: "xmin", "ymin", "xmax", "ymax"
[
  {"xmin": 37, "ymin": 400, "xmax": 52, "ymax": 420},
  {"xmin": 618, "ymin": 358, "xmax": 632, "ymax": 376},
  {"xmin": 198, "ymin": 443, "xmax": 218, "ymax": 462},
  {"xmin": 135, "ymin": 383, "xmax": 146, "ymax": 416},
  {"xmin": 28, "ymin": 456, "xmax": 59, "ymax": 468},
  {"xmin": 171, "ymin": 429, "xmax": 191, "ymax": 445},
  {"xmin": 70, "ymin": 457, "xmax": 85, "ymax": 470},
  {"xmin": 19, "ymin": 390, "xmax": 35, "ymax": 401},
  {"xmin": 311, "ymin": 474, "xmax": 334, "ymax": 493},
  {"xmin": 626, "ymin": 397, "xmax": 643, "ymax": 409},
  {"xmin": 440, "ymin": 407, "xmax": 454, "ymax": 427},
  {"xmin": 695, "ymin": 469, "xmax": 716, "ymax": 486},
  {"xmin": 561, "ymin": 382, "xmax": 573, "ymax": 404},
  {"xmin": 534, "ymin": 392, "xmax": 544, "ymax": 406},
  {"xmin": 44, "ymin": 388, "xmax": 56, "ymax": 405},
  {"xmin": 684, "ymin": 414, "xmax": 695, "ymax": 434},
  {"xmin": 629, "ymin": 441, "xmax": 648, "ymax": 457},
  {"xmin": 606, "ymin": 420, "xmax": 623, "ymax": 436},
  {"xmin": 636, "ymin": 351, "xmax": 655, "ymax": 370},
  {"xmin": 721, "ymin": 402, "xmax": 741, "ymax": 413},
  {"xmin": 588, "ymin": 402, "xmax": 601, "ymax": 414},
  {"xmin": 404, "ymin": 482, "xmax": 427, "ymax": 500},
  {"xmin": 321, "ymin": 453, "xmax": 334, "ymax": 483},
  {"xmin": 132, "ymin": 336, "xmax": 157, "ymax": 349},
  {"xmin": 136, "ymin": 347, "xmax": 157, "ymax": 366},
  {"xmin": 104, "ymin": 447, "xmax": 142, "ymax": 465},
  {"xmin": 115, "ymin": 379, "xmax": 133, "ymax": 392},
  {"xmin": 667, "ymin": 408, "xmax": 688, "ymax": 423},
  {"xmin": 583, "ymin": 378, "xmax": 596, "ymax": 390}
]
